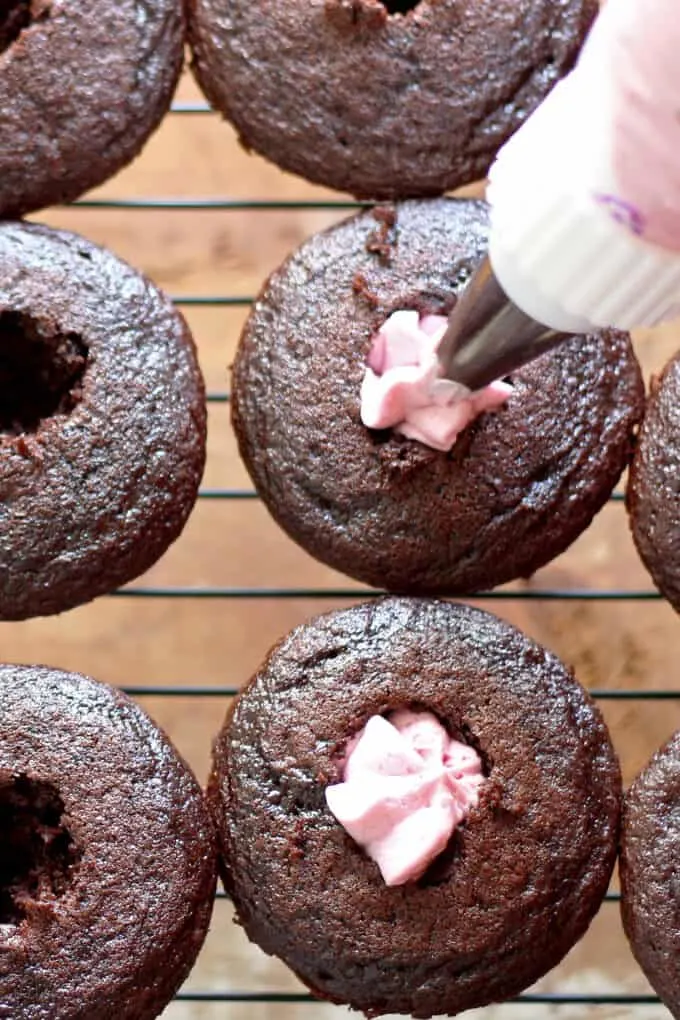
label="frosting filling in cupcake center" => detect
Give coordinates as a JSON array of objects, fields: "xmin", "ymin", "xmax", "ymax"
[
  {"xmin": 360, "ymin": 309, "xmax": 511, "ymax": 452},
  {"xmin": 0, "ymin": 775, "xmax": 81, "ymax": 926},
  {"xmin": 0, "ymin": 0, "xmax": 33, "ymax": 55},
  {"xmin": 0, "ymin": 310, "xmax": 88, "ymax": 436},
  {"xmin": 325, "ymin": 709, "xmax": 483, "ymax": 886}
]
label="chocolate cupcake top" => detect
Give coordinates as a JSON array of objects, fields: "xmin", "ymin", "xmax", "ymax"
[
  {"xmin": 211, "ymin": 598, "xmax": 621, "ymax": 1018},
  {"xmin": 627, "ymin": 351, "xmax": 680, "ymax": 610},
  {"xmin": 0, "ymin": 664, "xmax": 217, "ymax": 1020},
  {"xmin": 188, "ymin": 0, "xmax": 596, "ymax": 199},
  {"xmin": 621, "ymin": 732, "xmax": 680, "ymax": 1017},
  {"xmin": 232, "ymin": 199, "xmax": 644, "ymax": 596},
  {"xmin": 0, "ymin": 222, "xmax": 206, "ymax": 620},
  {"xmin": 0, "ymin": 0, "xmax": 184, "ymax": 218}
]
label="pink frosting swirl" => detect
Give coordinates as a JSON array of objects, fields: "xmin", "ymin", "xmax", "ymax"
[
  {"xmin": 360, "ymin": 310, "xmax": 511, "ymax": 452},
  {"xmin": 325, "ymin": 709, "xmax": 483, "ymax": 886}
]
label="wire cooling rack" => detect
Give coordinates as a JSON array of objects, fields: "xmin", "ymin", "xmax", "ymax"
[{"xmin": 57, "ymin": 96, "xmax": 673, "ymax": 1015}]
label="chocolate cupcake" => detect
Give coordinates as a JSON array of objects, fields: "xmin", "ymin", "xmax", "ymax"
[
  {"xmin": 232, "ymin": 199, "xmax": 644, "ymax": 596},
  {"xmin": 627, "ymin": 352, "xmax": 680, "ymax": 610},
  {"xmin": 0, "ymin": 0, "xmax": 184, "ymax": 218},
  {"xmin": 0, "ymin": 221, "xmax": 206, "ymax": 620},
  {"xmin": 0, "ymin": 664, "xmax": 217, "ymax": 1020},
  {"xmin": 210, "ymin": 598, "xmax": 621, "ymax": 1018},
  {"xmin": 620, "ymin": 732, "xmax": 680, "ymax": 1016},
  {"xmin": 188, "ymin": 0, "xmax": 596, "ymax": 200}
]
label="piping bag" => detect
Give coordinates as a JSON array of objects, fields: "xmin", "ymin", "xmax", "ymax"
[{"xmin": 439, "ymin": 0, "xmax": 680, "ymax": 392}]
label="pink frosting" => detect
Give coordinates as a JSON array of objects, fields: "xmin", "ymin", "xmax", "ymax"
[
  {"xmin": 580, "ymin": 0, "xmax": 680, "ymax": 251},
  {"xmin": 325, "ymin": 710, "xmax": 483, "ymax": 886},
  {"xmin": 360, "ymin": 310, "xmax": 511, "ymax": 452}
]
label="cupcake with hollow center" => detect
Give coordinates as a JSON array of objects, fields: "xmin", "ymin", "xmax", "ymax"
[
  {"xmin": 210, "ymin": 597, "xmax": 621, "ymax": 1018},
  {"xmin": 232, "ymin": 198, "xmax": 644, "ymax": 596},
  {"xmin": 187, "ymin": 0, "xmax": 597, "ymax": 199},
  {"xmin": 0, "ymin": 664, "xmax": 217, "ymax": 1020},
  {"xmin": 0, "ymin": 221, "xmax": 206, "ymax": 620}
]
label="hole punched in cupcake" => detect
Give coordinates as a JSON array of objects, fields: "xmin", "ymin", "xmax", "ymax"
[
  {"xmin": 0, "ymin": 775, "xmax": 80, "ymax": 926},
  {"xmin": 209, "ymin": 598, "xmax": 621, "ymax": 1018},
  {"xmin": 0, "ymin": 0, "xmax": 184, "ymax": 219},
  {"xmin": 0, "ymin": 222, "xmax": 207, "ymax": 620},
  {"xmin": 0, "ymin": 311, "xmax": 87, "ymax": 435},
  {"xmin": 380, "ymin": 0, "xmax": 420, "ymax": 15},
  {"xmin": 232, "ymin": 198, "xmax": 644, "ymax": 597},
  {"xmin": 187, "ymin": 0, "xmax": 598, "ymax": 199},
  {"xmin": 0, "ymin": 664, "xmax": 218, "ymax": 1020},
  {"xmin": 0, "ymin": 0, "xmax": 35, "ymax": 56}
]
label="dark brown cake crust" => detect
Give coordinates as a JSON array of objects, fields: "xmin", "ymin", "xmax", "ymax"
[
  {"xmin": 0, "ymin": 221, "xmax": 206, "ymax": 620},
  {"xmin": 187, "ymin": 0, "xmax": 596, "ymax": 200},
  {"xmin": 210, "ymin": 598, "xmax": 621, "ymax": 1018},
  {"xmin": 0, "ymin": 664, "xmax": 217, "ymax": 1020},
  {"xmin": 232, "ymin": 199, "xmax": 644, "ymax": 596},
  {"xmin": 627, "ymin": 354, "xmax": 680, "ymax": 610},
  {"xmin": 620, "ymin": 732, "xmax": 680, "ymax": 1017},
  {"xmin": 0, "ymin": 0, "xmax": 184, "ymax": 219}
]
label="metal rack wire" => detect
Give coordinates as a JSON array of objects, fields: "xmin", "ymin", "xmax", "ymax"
[{"xmin": 65, "ymin": 97, "xmax": 672, "ymax": 1014}]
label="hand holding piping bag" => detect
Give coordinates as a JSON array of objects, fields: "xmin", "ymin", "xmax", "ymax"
[{"xmin": 439, "ymin": 0, "xmax": 680, "ymax": 390}]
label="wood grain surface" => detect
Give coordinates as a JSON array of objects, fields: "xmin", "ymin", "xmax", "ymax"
[{"xmin": 7, "ymin": 68, "xmax": 680, "ymax": 1019}]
